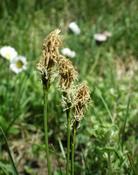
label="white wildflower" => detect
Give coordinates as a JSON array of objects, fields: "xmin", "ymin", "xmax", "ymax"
[
  {"xmin": 10, "ymin": 56, "xmax": 27, "ymax": 74},
  {"xmin": 94, "ymin": 33, "xmax": 107, "ymax": 42},
  {"xmin": 61, "ymin": 48, "xmax": 76, "ymax": 58},
  {"xmin": 68, "ymin": 22, "xmax": 81, "ymax": 35},
  {"xmin": 0, "ymin": 46, "xmax": 18, "ymax": 60}
]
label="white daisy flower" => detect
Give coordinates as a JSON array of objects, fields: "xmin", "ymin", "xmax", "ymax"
[
  {"xmin": 94, "ymin": 33, "xmax": 107, "ymax": 43},
  {"xmin": 0, "ymin": 46, "xmax": 18, "ymax": 60},
  {"xmin": 68, "ymin": 22, "xmax": 81, "ymax": 35},
  {"xmin": 10, "ymin": 56, "xmax": 27, "ymax": 74},
  {"xmin": 61, "ymin": 48, "xmax": 76, "ymax": 58}
]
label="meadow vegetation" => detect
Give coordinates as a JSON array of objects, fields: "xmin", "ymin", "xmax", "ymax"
[{"xmin": 0, "ymin": 0, "xmax": 138, "ymax": 174}]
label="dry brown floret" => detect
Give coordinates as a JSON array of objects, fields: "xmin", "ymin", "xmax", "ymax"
[
  {"xmin": 42, "ymin": 29, "xmax": 62, "ymax": 68},
  {"xmin": 73, "ymin": 83, "xmax": 90, "ymax": 121},
  {"xmin": 58, "ymin": 56, "xmax": 78, "ymax": 90},
  {"xmin": 37, "ymin": 29, "xmax": 62, "ymax": 88}
]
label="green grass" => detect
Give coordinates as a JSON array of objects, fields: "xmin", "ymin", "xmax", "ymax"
[{"xmin": 0, "ymin": 0, "xmax": 138, "ymax": 174}]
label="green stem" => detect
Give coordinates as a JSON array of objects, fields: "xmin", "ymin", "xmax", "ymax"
[
  {"xmin": 71, "ymin": 125, "xmax": 76, "ymax": 175},
  {"xmin": 66, "ymin": 109, "xmax": 71, "ymax": 175},
  {"xmin": 0, "ymin": 127, "xmax": 19, "ymax": 175},
  {"xmin": 43, "ymin": 88, "xmax": 51, "ymax": 175}
]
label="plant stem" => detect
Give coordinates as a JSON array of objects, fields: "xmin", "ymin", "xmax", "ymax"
[
  {"xmin": 0, "ymin": 127, "xmax": 19, "ymax": 175},
  {"xmin": 43, "ymin": 88, "xmax": 51, "ymax": 175},
  {"xmin": 71, "ymin": 124, "xmax": 76, "ymax": 175},
  {"xmin": 66, "ymin": 108, "xmax": 71, "ymax": 175}
]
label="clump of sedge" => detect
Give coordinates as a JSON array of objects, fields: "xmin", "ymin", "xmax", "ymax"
[{"xmin": 36, "ymin": 29, "xmax": 91, "ymax": 175}]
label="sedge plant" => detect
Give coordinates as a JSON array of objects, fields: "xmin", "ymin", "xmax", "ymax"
[
  {"xmin": 37, "ymin": 29, "xmax": 62, "ymax": 175},
  {"xmin": 71, "ymin": 83, "xmax": 90, "ymax": 175},
  {"xmin": 37, "ymin": 29, "xmax": 90, "ymax": 175}
]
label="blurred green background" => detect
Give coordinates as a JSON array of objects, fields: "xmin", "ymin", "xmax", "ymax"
[{"xmin": 0, "ymin": 0, "xmax": 138, "ymax": 174}]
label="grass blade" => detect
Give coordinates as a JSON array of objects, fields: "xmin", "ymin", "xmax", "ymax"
[
  {"xmin": 98, "ymin": 92, "xmax": 113, "ymax": 123},
  {"xmin": 120, "ymin": 96, "xmax": 131, "ymax": 148},
  {"xmin": 0, "ymin": 127, "xmax": 19, "ymax": 175}
]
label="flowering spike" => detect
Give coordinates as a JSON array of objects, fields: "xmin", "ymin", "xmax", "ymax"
[
  {"xmin": 37, "ymin": 29, "xmax": 62, "ymax": 89},
  {"xmin": 58, "ymin": 56, "xmax": 78, "ymax": 90},
  {"xmin": 73, "ymin": 82, "xmax": 90, "ymax": 121}
]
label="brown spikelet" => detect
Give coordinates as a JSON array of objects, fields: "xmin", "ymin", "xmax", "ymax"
[
  {"xmin": 42, "ymin": 29, "xmax": 62, "ymax": 67},
  {"xmin": 43, "ymin": 29, "xmax": 61, "ymax": 52},
  {"xmin": 58, "ymin": 56, "xmax": 78, "ymax": 90},
  {"xmin": 73, "ymin": 83, "xmax": 90, "ymax": 121},
  {"xmin": 37, "ymin": 29, "xmax": 62, "ymax": 88}
]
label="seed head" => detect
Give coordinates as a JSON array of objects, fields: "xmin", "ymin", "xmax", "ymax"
[
  {"xmin": 58, "ymin": 56, "xmax": 78, "ymax": 90},
  {"xmin": 73, "ymin": 82, "xmax": 90, "ymax": 121},
  {"xmin": 37, "ymin": 29, "xmax": 62, "ymax": 88},
  {"xmin": 42, "ymin": 29, "xmax": 62, "ymax": 65}
]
